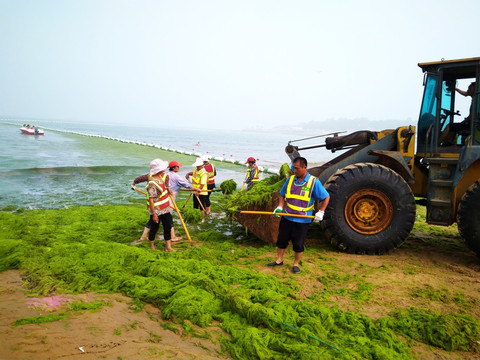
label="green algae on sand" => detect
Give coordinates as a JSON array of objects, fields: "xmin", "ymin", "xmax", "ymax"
[{"xmin": 1, "ymin": 205, "xmax": 480, "ymax": 359}]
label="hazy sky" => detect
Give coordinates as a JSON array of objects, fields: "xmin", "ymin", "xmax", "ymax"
[{"xmin": 1, "ymin": 0, "xmax": 479, "ymax": 130}]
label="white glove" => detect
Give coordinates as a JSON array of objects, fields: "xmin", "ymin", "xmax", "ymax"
[
  {"xmin": 273, "ymin": 206, "xmax": 283, "ymax": 217},
  {"xmin": 314, "ymin": 210, "xmax": 324, "ymax": 222}
]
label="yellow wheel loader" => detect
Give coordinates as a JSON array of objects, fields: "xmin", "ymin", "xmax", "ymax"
[{"xmin": 240, "ymin": 57, "xmax": 480, "ymax": 256}]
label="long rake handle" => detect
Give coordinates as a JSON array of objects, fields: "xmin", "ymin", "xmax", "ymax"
[
  {"xmin": 182, "ymin": 193, "xmax": 193, "ymax": 208},
  {"xmin": 194, "ymin": 193, "xmax": 207, "ymax": 213},
  {"xmin": 169, "ymin": 193, "xmax": 193, "ymax": 243},
  {"xmin": 133, "ymin": 187, "xmax": 147, "ymax": 195},
  {"xmin": 238, "ymin": 210, "xmax": 314, "ymax": 219}
]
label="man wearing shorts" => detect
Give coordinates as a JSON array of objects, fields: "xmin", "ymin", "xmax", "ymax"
[{"xmin": 267, "ymin": 156, "xmax": 330, "ymax": 274}]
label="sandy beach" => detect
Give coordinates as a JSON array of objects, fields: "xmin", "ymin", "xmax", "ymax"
[{"xmin": 0, "ymin": 270, "xmax": 228, "ymax": 360}]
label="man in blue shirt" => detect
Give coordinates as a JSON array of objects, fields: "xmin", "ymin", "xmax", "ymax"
[
  {"xmin": 167, "ymin": 160, "xmax": 200, "ymax": 200},
  {"xmin": 267, "ymin": 157, "xmax": 330, "ymax": 274}
]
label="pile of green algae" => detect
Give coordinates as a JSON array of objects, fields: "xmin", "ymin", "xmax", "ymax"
[{"xmin": 1, "ymin": 182, "xmax": 480, "ymax": 359}]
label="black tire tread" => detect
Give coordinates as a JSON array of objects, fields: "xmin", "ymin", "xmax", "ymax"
[
  {"xmin": 323, "ymin": 163, "xmax": 416, "ymax": 255},
  {"xmin": 457, "ymin": 180, "xmax": 480, "ymax": 256}
]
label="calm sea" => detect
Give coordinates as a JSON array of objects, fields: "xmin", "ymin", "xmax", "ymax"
[{"xmin": 0, "ymin": 121, "xmax": 334, "ymax": 209}]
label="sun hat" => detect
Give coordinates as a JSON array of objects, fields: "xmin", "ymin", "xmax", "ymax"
[
  {"xmin": 200, "ymin": 155, "xmax": 210, "ymax": 162},
  {"xmin": 169, "ymin": 160, "xmax": 183, "ymax": 168},
  {"xmin": 245, "ymin": 157, "xmax": 256, "ymax": 164},
  {"xmin": 149, "ymin": 159, "xmax": 169, "ymax": 175},
  {"xmin": 192, "ymin": 158, "xmax": 204, "ymax": 167}
]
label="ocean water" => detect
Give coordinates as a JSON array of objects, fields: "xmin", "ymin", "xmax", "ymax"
[
  {"xmin": 0, "ymin": 120, "xmax": 338, "ymax": 209},
  {"xmin": 0, "ymin": 121, "xmax": 334, "ymax": 209},
  {"xmin": 35, "ymin": 121, "xmax": 294, "ymax": 168}
]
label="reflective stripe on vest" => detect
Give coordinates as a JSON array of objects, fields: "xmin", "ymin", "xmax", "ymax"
[
  {"xmin": 285, "ymin": 175, "xmax": 316, "ymax": 215},
  {"xmin": 148, "ymin": 173, "xmax": 168, "ymax": 183},
  {"xmin": 192, "ymin": 168, "xmax": 207, "ymax": 193},
  {"xmin": 204, "ymin": 163, "xmax": 215, "ymax": 184},
  {"xmin": 146, "ymin": 179, "xmax": 170, "ymax": 210}
]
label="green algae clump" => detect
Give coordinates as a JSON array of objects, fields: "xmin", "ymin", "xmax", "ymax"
[
  {"xmin": 13, "ymin": 313, "xmax": 67, "ymax": 326},
  {"xmin": 279, "ymin": 162, "xmax": 293, "ymax": 178},
  {"xmin": 378, "ymin": 307, "xmax": 480, "ymax": 352},
  {"xmin": 181, "ymin": 208, "xmax": 203, "ymax": 224},
  {"xmin": 220, "ymin": 179, "xmax": 237, "ymax": 195},
  {"xmin": 225, "ymin": 173, "xmax": 286, "ymax": 214}
]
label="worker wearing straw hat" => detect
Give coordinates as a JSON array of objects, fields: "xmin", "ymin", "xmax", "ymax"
[
  {"xmin": 267, "ymin": 156, "xmax": 330, "ymax": 274},
  {"xmin": 131, "ymin": 168, "xmax": 170, "ymax": 242},
  {"xmin": 146, "ymin": 159, "xmax": 175, "ymax": 251},
  {"xmin": 186, "ymin": 157, "xmax": 208, "ymax": 222}
]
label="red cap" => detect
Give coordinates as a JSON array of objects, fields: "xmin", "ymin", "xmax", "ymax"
[
  {"xmin": 245, "ymin": 157, "xmax": 256, "ymax": 164},
  {"xmin": 169, "ymin": 160, "xmax": 183, "ymax": 168}
]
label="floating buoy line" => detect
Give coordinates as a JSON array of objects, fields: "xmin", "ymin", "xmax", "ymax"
[{"xmin": 12, "ymin": 122, "xmax": 280, "ymax": 175}]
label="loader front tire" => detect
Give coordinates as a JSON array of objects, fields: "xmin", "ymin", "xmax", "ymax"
[
  {"xmin": 458, "ymin": 180, "xmax": 480, "ymax": 256},
  {"xmin": 323, "ymin": 163, "xmax": 416, "ymax": 254}
]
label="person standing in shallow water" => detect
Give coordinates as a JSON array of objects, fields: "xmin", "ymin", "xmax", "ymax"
[
  {"xmin": 267, "ymin": 156, "xmax": 330, "ymax": 274},
  {"xmin": 146, "ymin": 159, "xmax": 175, "ymax": 252}
]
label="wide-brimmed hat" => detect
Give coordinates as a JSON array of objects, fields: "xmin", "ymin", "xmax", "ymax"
[
  {"xmin": 169, "ymin": 160, "xmax": 183, "ymax": 168},
  {"xmin": 201, "ymin": 155, "xmax": 210, "ymax": 162},
  {"xmin": 192, "ymin": 158, "xmax": 204, "ymax": 167},
  {"xmin": 150, "ymin": 159, "xmax": 169, "ymax": 175}
]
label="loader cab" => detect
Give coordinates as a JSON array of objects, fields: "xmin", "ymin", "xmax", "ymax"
[
  {"xmin": 416, "ymin": 58, "xmax": 480, "ymax": 227},
  {"xmin": 417, "ymin": 58, "xmax": 480, "ymax": 154}
]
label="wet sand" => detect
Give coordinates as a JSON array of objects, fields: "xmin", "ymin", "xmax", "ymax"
[{"xmin": 0, "ymin": 270, "xmax": 227, "ymax": 360}]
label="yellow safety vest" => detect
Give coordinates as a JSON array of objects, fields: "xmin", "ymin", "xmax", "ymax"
[
  {"xmin": 247, "ymin": 165, "xmax": 259, "ymax": 182},
  {"xmin": 192, "ymin": 168, "xmax": 208, "ymax": 195},
  {"xmin": 146, "ymin": 178, "xmax": 170, "ymax": 210},
  {"xmin": 204, "ymin": 163, "xmax": 215, "ymax": 185},
  {"xmin": 285, "ymin": 175, "xmax": 316, "ymax": 214},
  {"xmin": 148, "ymin": 173, "xmax": 168, "ymax": 183}
]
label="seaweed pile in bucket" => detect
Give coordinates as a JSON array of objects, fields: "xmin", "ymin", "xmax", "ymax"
[{"xmin": 223, "ymin": 163, "xmax": 292, "ymax": 215}]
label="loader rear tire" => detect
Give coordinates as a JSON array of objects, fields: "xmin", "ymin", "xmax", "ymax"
[
  {"xmin": 457, "ymin": 180, "xmax": 480, "ymax": 256},
  {"xmin": 323, "ymin": 163, "xmax": 416, "ymax": 254}
]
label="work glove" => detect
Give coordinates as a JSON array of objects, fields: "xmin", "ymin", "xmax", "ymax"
[
  {"xmin": 273, "ymin": 207, "xmax": 283, "ymax": 217},
  {"xmin": 314, "ymin": 210, "xmax": 324, "ymax": 222}
]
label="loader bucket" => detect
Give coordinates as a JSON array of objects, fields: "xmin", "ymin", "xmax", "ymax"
[{"xmin": 234, "ymin": 192, "xmax": 282, "ymax": 243}]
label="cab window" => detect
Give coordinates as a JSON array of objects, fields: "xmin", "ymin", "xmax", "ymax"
[{"xmin": 417, "ymin": 74, "xmax": 437, "ymax": 148}]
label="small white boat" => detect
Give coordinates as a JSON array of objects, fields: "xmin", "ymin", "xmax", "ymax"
[{"xmin": 20, "ymin": 126, "xmax": 44, "ymax": 135}]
